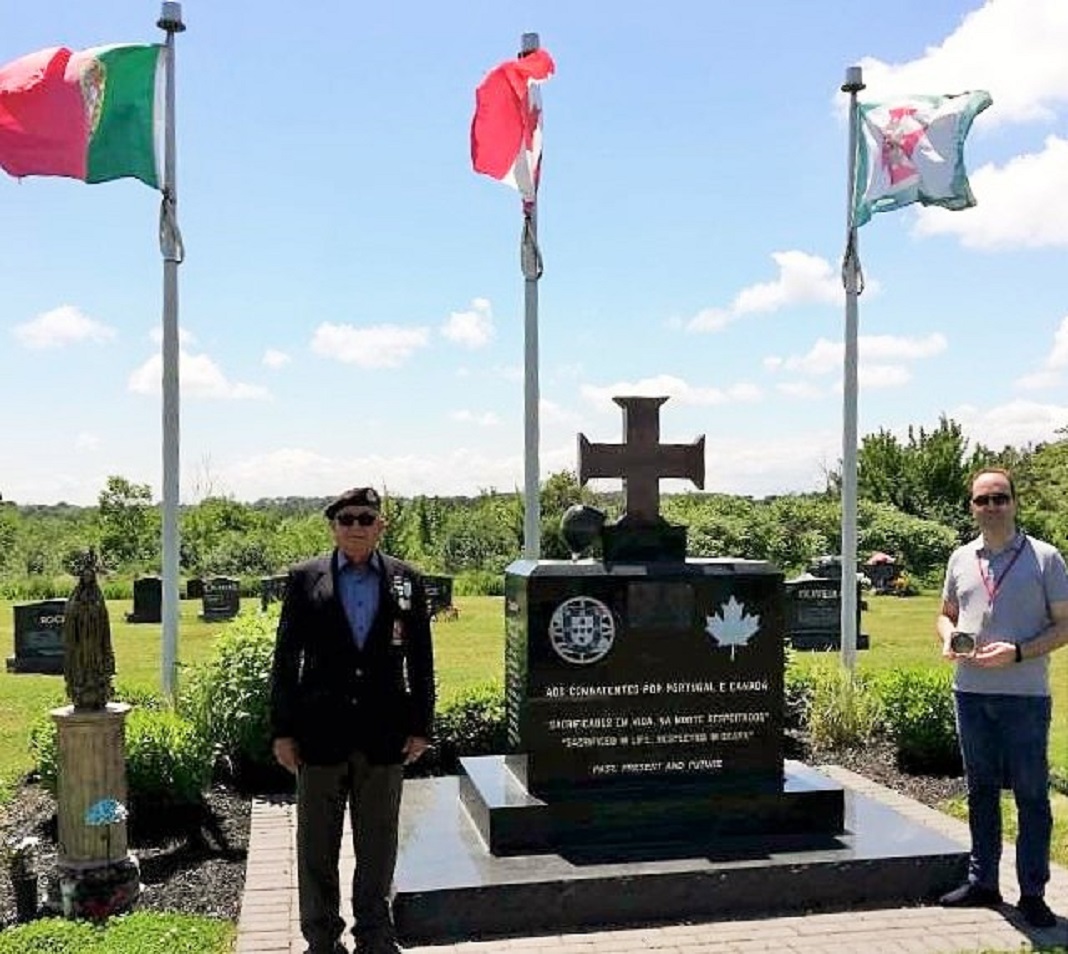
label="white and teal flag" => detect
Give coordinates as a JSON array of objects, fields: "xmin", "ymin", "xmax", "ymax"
[{"xmin": 853, "ymin": 90, "xmax": 992, "ymax": 227}]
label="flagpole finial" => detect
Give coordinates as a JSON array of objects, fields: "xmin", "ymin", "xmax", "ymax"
[
  {"xmin": 520, "ymin": 33, "xmax": 540, "ymax": 55},
  {"xmin": 158, "ymin": 2, "xmax": 186, "ymax": 33},
  {"xmin": 842, "ymin": 66, "xmax": 864, "ymax": 94}
]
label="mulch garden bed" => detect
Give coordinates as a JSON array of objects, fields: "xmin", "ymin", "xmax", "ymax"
[{"xmin": 0, "ymin": 738, "xmax": 967, "ymax": 930}]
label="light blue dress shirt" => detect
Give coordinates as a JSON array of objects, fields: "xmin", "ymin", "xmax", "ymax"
[{"xmin": 337, "ymin": 551, "xmax": 381, "ymax": 649}]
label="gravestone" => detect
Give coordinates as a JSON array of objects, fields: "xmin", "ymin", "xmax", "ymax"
[
  {"xmin": 185, "ymin": 577, "xmax": 204, "ymax": 601},
  {"xmin": 784, "ymin": 570, "xmax": 869, "ymax": 652},
  {"xmin": 6, "ymin": 599, "xmax": 67, "ymax": 674},
  {"xmin": 125, "ymin": 576, "xmax": 162, "ymax": 623},
  {"xmin": 201, "ymin": 576, "xmax": 240, "ymax": 621},
  {"xmin": 423, "ymin": 575, "xmax": 454, "ymax": 619},
  {"xmin": 259, "ymin": 575, "xmax": 288, "ymax": 612},
  {"xmin": 460, "ymin": 396, "xmax": 844, "ymax": 855}
]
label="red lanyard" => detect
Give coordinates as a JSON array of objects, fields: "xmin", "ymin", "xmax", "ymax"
[{"xmin": 977, "ymin": 536, "xmax": 1024, "ymax": 608}]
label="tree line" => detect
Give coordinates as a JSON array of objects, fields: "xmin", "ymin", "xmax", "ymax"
[{"xmin": 1, "ymin": 418, "xmax": 1064, "ymax": 598}]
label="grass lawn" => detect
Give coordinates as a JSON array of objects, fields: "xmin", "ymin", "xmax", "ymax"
[
  {"xmin": 2, "ymin": 588, "xmax": 1066, "ymax": 828},
  {"xmin": 0, "ymin": 597, "xmax": 263, "ymax": 802}
]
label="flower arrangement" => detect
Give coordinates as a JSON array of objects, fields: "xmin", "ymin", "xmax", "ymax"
[{"xmin": 85, "ymin": 797, "xmax": 128, "ymax": 864}]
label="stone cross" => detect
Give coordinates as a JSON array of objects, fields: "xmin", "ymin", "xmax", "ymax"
[{"xmin": 578, "ymin": 396, "xmax": 705, "ymax": 524}]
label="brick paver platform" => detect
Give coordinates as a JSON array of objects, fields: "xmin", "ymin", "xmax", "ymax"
[{"xmin": 236, "ymin": 767, "xmax": 1067, "ymax": 953}]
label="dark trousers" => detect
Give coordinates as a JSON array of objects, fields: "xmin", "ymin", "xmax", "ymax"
[
  {"xmin": 954, "ymin": 691, "xmax": 1052, "ymax": 896},
  {"xmin": 296, "ymin": 752, "xmax": 404, "ymax": 949}
]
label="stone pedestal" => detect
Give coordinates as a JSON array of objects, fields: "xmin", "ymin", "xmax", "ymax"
[{"xmin": 50, "ymin": 703, "xmax": 141, "ymax": 919}]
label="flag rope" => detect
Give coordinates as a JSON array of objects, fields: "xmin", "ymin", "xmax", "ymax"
[
  {"xmin": 158, "ymin": 188, "xmax": 184, "ymax": 263},
  {"xmin": 521, "ymin": 201, "xmax": 543, "ymax": 280},
  {"xmin": 840, "ymin": 230, "xmax": 864, "ymax": 295}
]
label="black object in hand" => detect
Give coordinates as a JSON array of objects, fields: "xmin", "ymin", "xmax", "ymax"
[{"xmin": 950, "ymin": 631, "xmax": 976, "ymax": 654}]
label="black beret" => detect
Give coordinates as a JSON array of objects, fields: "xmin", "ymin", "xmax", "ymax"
[{"xmin": 324, "ymin": 486, "xmax": 381, "ymax": 518}]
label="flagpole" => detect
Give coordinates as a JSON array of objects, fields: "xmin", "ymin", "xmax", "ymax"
[
  {"xmin": 520, "ymin": 31, "xmax": 542, "ymax": 560},
  {"xmin": 158, "ymin": 2, "xmax": 185, "ymax": 699},
  {"xmin": 840, "ymin": 64, "xmax": 865, "ymax": 675}
]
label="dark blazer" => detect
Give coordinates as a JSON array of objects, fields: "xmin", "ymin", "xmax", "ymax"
[{"xmin": 269, "ymin": 549, "xmax": 435, "ymax": 765}]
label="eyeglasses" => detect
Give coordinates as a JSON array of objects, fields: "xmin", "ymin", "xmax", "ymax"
[
  {"xmin": 972, "ymin": 493, "xmax": 1012, "ymax": 507},
  {"xmin": 335, "ymin": 512, "xmax": 377, "ymax": 527}
]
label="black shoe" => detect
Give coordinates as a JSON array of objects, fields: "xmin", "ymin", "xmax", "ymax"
[
  {"xmin": 939, "ymin": 881, "xmax": 1003, "ymax": 907},
  {"xmin": 1017, "ymin": 895, "xmax": 1057, "ymax": 928},
  {"xmin": 305, "ymin": 944, "xmax": 347, "ymax": 954}
]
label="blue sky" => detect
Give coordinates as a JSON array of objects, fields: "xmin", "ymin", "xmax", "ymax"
[{"xmin": 2, "ymin": 0, "xmax": 1066, "ymax": 506}]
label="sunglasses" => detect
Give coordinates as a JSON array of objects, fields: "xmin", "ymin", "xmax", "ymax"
[
  {"xmin": 335, "ymin": 512, "xmax": 378, "ymax": 527},
  {"xmin": 972, "ymin": 493, "xmax": 1012, "ymax": 507}
]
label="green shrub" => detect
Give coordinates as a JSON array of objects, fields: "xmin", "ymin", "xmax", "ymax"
[
  {"xmin": 124, "ymin": 709, "xmax": 212, "ymax": 809},
  {"xmin": 875, "ymin": 667, "xmax": 961, "ymax": 775},
  {"xmin": 112, "ymin": 683, "xmax": 166, "ymax": 710},
  {"xmin": 784, "ymin": 656, "xmax": 816, "ymax": 731},
  {"xmin": 453, "ymin": 570, "xmax": 506, "ymax": 597},
  {"xmin": 432, "ymin": 681, "xmax": 507, "ymax": 774},
  {"xmin": 804, "ymin": 663, "xmax": 883, "ymax": 751},
  {"xmin": 0, "ymin": 911, "xmax": 234, "ymax": 953},
  {"xmin": 178, "ymin": 611, "xmax": 278, "ymax": 779},
  {"xmin": 29, "ymin": 708, "xmax": 210, "ymax": 810},
  {"xmin": 27, "ymin": 713, "xmax": 58, "ymax": 791}
]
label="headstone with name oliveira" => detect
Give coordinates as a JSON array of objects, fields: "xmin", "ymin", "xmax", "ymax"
[
  {"xmin": 6, "ymin": 599, "xmax": 67, "ymax": 674},
  {"xmin": 459, "ymin": 396, "xmax": 845, "ymax": 855},
  {"xmin": 201, "ymin": 576, "xmax": 240, "ymax": 622},
  {"xmin": 784, "ymin": 559, "xmax": 869, "ymax": 652},
  {"xmin": 260, "ymin": 574, "xmax": 288, "ymax": 612},
  {"xmin": 125, "ymin": 576, "xmax": 162, "ymax": 623}
]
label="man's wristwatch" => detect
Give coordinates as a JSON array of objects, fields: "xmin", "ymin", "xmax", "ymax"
[{"xmin": 1014, "ymin": 642, "xmax": 1024, "ymax": 663}]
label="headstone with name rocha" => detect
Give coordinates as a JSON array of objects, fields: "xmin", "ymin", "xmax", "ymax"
[
  {"xmin": 201, "ymin": 576, "xmax": 240, "ymax": 622},
  {"xmin": 459, "ymin": 397, "xmax": 845, "ymax": 855},
  {"xmin": 6, "ymin": 599, "xmax": 67, "ymax": 674}
]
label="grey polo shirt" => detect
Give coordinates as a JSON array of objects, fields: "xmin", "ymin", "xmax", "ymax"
[{"xmin": 942, "ymin": 532, "xmax": 1068, "ymax": 696}]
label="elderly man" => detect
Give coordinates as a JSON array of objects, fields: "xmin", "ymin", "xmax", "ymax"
[
  {"xmin": 270, "ymin": 486, "xmax": 435, "ymax": 954},
  {"xmin": 936, "ymin": 467, "xmax": 1068, "ymax": 929}
]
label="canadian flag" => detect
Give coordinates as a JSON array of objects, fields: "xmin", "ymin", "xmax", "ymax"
[{"xmin": 470, "ymin": 47, "xmax": 555, "ymax": 200}]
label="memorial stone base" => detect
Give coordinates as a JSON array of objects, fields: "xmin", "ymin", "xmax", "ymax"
[
  {"xmin": 391, "ymin": 769, "xmax": 969, "ymax": 944},
  {"xmin": 48, "ymin": 704, "xmax": 141, "ymax": 919}
]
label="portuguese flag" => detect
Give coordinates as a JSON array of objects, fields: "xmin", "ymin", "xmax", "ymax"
[{"xmin": 0, "ymin": 44, "xmax": 164, "ymax": 189}]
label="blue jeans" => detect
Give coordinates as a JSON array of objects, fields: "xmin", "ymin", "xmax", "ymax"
[{"xmin": 954, "ymin": 691, "xmax": 1052, "ymax": 896}]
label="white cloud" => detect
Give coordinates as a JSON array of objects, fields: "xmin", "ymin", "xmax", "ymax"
[
  {"xmin": 914, "ymin": 137, "xmax": 1068, "ymax": 248},
  {"xmin": 540, "ymin": 399, "xmax": 582, "ymax": 426},
  {"xmin": 263, "ymin": 348, "xmax": 291, "ymax": 369},
  {"xmin": 450, "ymin": 410, "xmax": 500, "ymax": 426},
  {"xmin": 776, "ymin": 381, "xmax": 825, "ymax": 400},
  {"xmin": 12, "ymin": 305, "xmax": 116, "ymax": 349},
  {"xmin": 858, "ymin": 365, "xmax": 912, "ymax": 389},
  {"xmin": 766, "ymin": 333, "xmax": 947, "ymax": 378},
  {"xmin": 128, "ymin": 350, "xmax": 270, "ymax": 400},
  {"xmin": 441, "ymin": 298, "xmax": 495, "ymax": 348},
  {"xmin": 854, "ymin": 0, "xmax": 1068, "ymax": 128},
  {"xmin": 310, "ymin": 322, "xmax": 430, "ymax": 368},
  {"xmin": 950, "ymin": 398, "xmax": 1068, "ymax": 450},
  {"xmin": 686, "ymin": 251, "xmax": 843, "ymax": 332},
  {"xmin": 74, "ymin": 432, "xmax": 100, "ymax": 451},
  {"xmin": 1015, "ymin": 314, "xmax": 1068, "ymax": 390},
  {"xmin": 217, "ymin": 446, "xmax": 530, "ymax": 500},
  {"xmin": 581, "ymin": 374, "xmax": 762, "ymax": 410}
]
